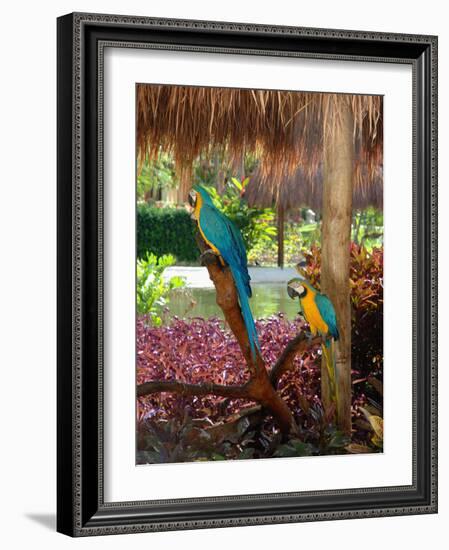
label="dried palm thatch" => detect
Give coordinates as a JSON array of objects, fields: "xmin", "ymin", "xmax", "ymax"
[
  {"xmin": 137, "ymin": 84, "xmax": 383, "ymax": 208},
  {"xmin": 246, "ymin": 163, "xmax": 383, "ymax": 211}
]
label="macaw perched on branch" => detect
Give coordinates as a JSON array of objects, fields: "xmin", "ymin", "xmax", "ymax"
[
  {"xmin": 287, "ymin": 277, "xmax": 340, "ymax": 407},
  {"xmin": 188, "ymin": 185, "xmax": 261, "ymax": 359}
]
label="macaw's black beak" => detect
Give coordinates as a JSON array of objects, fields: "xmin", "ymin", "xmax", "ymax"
[
  {"xmin": 287, "ymin": 284, "xmax": 298, "ymax": 299},
  {"xmin": 188, "ymin": 192, "xmax": 195, "ymax": 208}
]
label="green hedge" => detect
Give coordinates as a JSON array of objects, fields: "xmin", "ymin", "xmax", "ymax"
[{"xmin": 137, "ymin": 205, "xmax": 199, "ymax": 263}]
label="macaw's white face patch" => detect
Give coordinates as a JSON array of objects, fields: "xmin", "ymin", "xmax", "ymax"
[
  {"xmin": 288, "ymin": 281, "xmax": 304, "ymax": 294},
  {"xmin": 188, "ymin": 190, "xmax": 197, "ymax": 208}
]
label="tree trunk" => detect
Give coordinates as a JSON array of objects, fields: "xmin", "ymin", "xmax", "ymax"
[
  {"xmin": 321, "ymin": 100, "xmax": 354, "ymax": 435},
  {"xmin": 277, "ymin": 204, "xmax": 285, "ymax": 268}
]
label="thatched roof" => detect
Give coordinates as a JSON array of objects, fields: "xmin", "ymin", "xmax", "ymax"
[
  {"xmin": 137, "ymin": 84, "xmax": 383, "ymax": 209},
  {"xmin": 246, "ymin": 163, "xmax": 383, "ymax": 211}
]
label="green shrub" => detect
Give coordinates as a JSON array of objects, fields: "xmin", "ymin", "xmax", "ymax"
[
  {"xmin": 137, "ymin": 205, "xmax": 198, "ymax": 263},
  {"xmin": 136, "ymin": 253, "xmax": 185, "ymax": 326}
]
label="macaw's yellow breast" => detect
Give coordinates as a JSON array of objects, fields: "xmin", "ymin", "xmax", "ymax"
[
  {"xmin": 193, "ymin": 192, "xmax": 203, "ymax": 220},
  {"xmin": 300, "ymin": 291, "xmax": 329, "ymax": 335},
  {"xmin": 194, "ymin": 194, "xmax": 220, "ymax": 256}
]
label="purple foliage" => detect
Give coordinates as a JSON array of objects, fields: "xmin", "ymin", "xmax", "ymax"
[{"xmin": 137, "ymin": 314, "xmax": 322, "ymax": 425}]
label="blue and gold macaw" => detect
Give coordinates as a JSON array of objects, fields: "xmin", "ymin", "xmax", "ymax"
[
  {"xmin": 188, "ymin": 185, "xmax": 261, "ymax": 358},
  {"xmin": 287, "ymin": 277, "xmax": 340, "ymax": 406}
]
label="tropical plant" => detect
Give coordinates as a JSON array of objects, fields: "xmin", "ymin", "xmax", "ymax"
[
  {"xmin": 352, "ymin": 207, "xmax": 383, "ymax": 249},
  {"xmin": 359, "ymin": 407, "xmax": 383, "ymax": 449},
  {"xmin": 137, "ymin": 400, "xmax": 351, "ymax": 464},
  {"xmin": 137, "ymin": 154, "xmax": 178, "ymax": 203},
  {"xmin": 247, "ymin": 219, "xmax": 321, "ymax": 266},
  {"xmin": 137, "ymin": 415, "xmax": 257, "ymax": 464},
  {"xmin": 137, "ymin": 410, "xmax": 351, "ymax": 463},
  {"xmin": 136, "ymin": 253, "xmax": 185, "ymax": 326}
]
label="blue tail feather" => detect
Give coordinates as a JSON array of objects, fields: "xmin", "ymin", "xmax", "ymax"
[{"xmin": 230, "ymin": 265, "xmax": 260, "ymax": 359}]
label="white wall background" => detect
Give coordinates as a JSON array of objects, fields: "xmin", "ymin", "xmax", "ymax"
[{"xmin": 0, "ymin": 0, "xmax": 445, "ymax": 547}]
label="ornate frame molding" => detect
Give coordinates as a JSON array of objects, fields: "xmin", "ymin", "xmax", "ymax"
[{"xmin": 57, "ymin": 12, "xmax": 438, "ymax": 536}]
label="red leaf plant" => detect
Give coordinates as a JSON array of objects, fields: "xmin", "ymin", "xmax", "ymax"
[{"xmin": 137, "ymin": 315, "xmax": 322, "ymax": 426}]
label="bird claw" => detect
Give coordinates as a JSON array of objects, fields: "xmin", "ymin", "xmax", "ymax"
[{"xmin": 200, "ymin": 249, "xmax": 220, "ymax": 266}]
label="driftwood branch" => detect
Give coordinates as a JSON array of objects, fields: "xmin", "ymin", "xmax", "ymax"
[
  {"xmin": 270, "ymin": 333, "xmax": 322, "ymax": 388},
  {"xmin": 137, "ymin": 380, "xmax": 251, "ymax": 399},
  {"xmin": 137, "ymin": 232, "xmax": 319, "ymax": 436}
]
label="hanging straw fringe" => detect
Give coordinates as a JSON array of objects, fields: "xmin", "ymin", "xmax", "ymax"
[{"xmin": 136, "ymin": 85, "xmax": 382, "ymax": 205}]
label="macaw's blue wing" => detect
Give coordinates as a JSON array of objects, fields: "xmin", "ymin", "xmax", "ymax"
[
  {"xmin": 198, "ymin": 203, "xmax": 259, "ymax": 356},
  {"xmin": 200, "ymin": 205, "xmax": 251, "ymax": 297},
  {"xmin": 315, "ymin": 293, "xmax": 339, "ymax": 341},
  {"xmin": 223, "ymin": 216, "xmax": 252, "ymax": 298}
]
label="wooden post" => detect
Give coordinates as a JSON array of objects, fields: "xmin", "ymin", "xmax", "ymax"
[
  {"xmin": 321, "ymin": 99, "xmax": 354, "ymax": 435},
  {"xmin": 277, "ymin": 204, "xmax": 285, "ymax": 269}
]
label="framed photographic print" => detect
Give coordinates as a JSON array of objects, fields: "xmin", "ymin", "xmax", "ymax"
[{"xmin": 57, "ymin": 12, "xmax": 438, "ymax": 536}]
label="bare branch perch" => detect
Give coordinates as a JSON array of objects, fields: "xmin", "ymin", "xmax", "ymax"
[
  {"xmin": 270, "ymin": 333, "xmax": 322, "ymax": 388},
  {"xmin": 137, "ymin": 380, "xmax": 250, "ymax": 400}
]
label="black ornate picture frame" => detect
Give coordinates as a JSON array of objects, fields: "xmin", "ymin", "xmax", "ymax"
[{"xmin": 57, "ymin": 12, "xmax": 438, "ymax": 536}]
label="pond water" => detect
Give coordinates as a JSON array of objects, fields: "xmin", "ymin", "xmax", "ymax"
[{"xmin": 166, "ymin": 282, "xmax": 301, "ymax": 323}]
